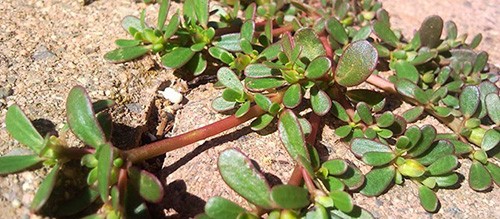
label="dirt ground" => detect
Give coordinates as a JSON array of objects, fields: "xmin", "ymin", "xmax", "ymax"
[{"xmin": 0, "ymin": 0, "xmax": 498, "ymax": 218}]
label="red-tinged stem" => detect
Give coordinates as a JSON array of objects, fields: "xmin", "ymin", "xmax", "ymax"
[
  {"xmin": 366, "ymin": 74, "xmax": 397, "ymax": 94},
  {"xmin": 272, "ymin": 24, "xmax": 294, "ymax": 36},
  {"xmin": 319, "ymin": 33, "xmax": 333, "ymax": 58},
  {"xmin": 302, "ymin": 168, "xmax": 316, "ymax": 193},
  {"xmin": 124, "ymin": 94, "xmax": 283, "ymax": 163},
  {"xmin": 287, "ymin": 164, "xmax": 303, "ymax": 186}
]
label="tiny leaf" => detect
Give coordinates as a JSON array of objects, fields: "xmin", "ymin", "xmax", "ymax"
[
  {"xmin": 310, "ymin": 87, "xmax": 332, "ymax": 116},
  {"xmin": 31, "ymin": 164, "xmax": 60, "ymax": 212},
  {"xmin": 418, "ymin": 185, "xmax": 439, "ymax": 212},
  {"xmin": 6, "ymin": 105, "xmax": 44, "ymax": 153},
  {"xmin": 128, "ymin": 166, "xmax": 164, "ymax": 203},
  {"xmin": 283, "ymin": 84, "xmax": 302, "ymax": 108}
]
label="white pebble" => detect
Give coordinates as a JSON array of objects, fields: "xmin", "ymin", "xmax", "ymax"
[{"xmin": 159, "ymin": 87, "xmax": 183, "ymax": 104}]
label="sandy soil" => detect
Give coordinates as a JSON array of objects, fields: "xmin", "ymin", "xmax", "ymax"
[{"xmin": 0, "ymin": 0, "xmax": 498, "ymax": 218}]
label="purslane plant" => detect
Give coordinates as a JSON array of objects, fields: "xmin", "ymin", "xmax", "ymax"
[{"xmin": 1, "ymin": 0, "xmax": 499, "ymax": 218}]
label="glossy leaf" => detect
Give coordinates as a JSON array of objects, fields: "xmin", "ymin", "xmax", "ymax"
[
  {"xmin": 67, "ymin": 86, "xmax": 106, "ymax": 148},
  {"xmin": 283, "ymin": 84, "xmax": 302, "ymax": 108},
  {"xmin": 330, "ymin": 100, "xmax": 350, "ymax": 122},
  {"xmin": 97, "ymin": 143, "xmax": 113, "ymax": 202},
  {"xmin": 322, "ymin": 159, "xmax": 348, "ymax": 176},
  {"xmin": 362, "ymin": 151, "xmax": 396, "ymax": 166},
  {"xmin": 0, "ymin": 155, "xmax": 43, "ymax": 175},
  {"xmin": 335, "ymin": 40, "xmax": 378, "ymax": 87},
  {"xmin": 356, "ymin": 102, "xmax": 373, "ymax": 125},
  {"xmin": 31, "ymin": 164, "xmax": 60, "ymax": 212},
  {"xmin": 433, "ymin": 173, "xmax": 459, "ymax": 187},
  {"xmin": 335, "ymin": 125, "xmax": 352, "ymax": 138},
  {"xmin": 205, "ymin": 197, "xmax": 246, "ymax": 219},
  {"xmin": 419, "ymin": 15, "xmax": 443, "ymax": 48},
  {"xmin": 376, "ymin": 112, "xmax": 395, "ymax": 128},
  {"xmin": 235, "ymin": 101, "xmax": 251, "ymax": 118},
  {"xmin": 156, "ymin": 0, "xmax": 170, "ymax": 30},
  {"xmin": 330, "ymin": 190, "xmax": 353, "ymax": 213},
  {"xmin": 305, "ymin": 56, "xmax": 331, "ymax": 79},
  {"xmin": 218, "ymin": 149, "xmax": 273, "ymax": 209},
  {"xmin": 250, "ymin": 113, "xmax": 274, "ymax": 131},
  {"xmin": 351, "ymin": 138, "xmax": 392, "ymax": 158},
  {"xmin": 163, "ymin": 13, "xmax": 180, "ymax": 39},
  {"xmin": 6, "ymin": 105, "xmax": 44, "ymax": 153},
  {"xmin": 330, "ymin": 206, "xmax": 374, "ymax": 219},
  {"xmin": 325, "ymin": 177, "xmax": 345, "ymax": 191},
  {"xmin": 346, "ymin": 89, "xmax": 385, "ymax": 107},
  {"xmin": 407, "ymin": 125, "xmax": 436, "ymax": 157},
  {"xmin": 373, "ymin": 20, "xmax": 398, "ymax": 47},
  {"xmin": 459, "ymin": 86, "xmax": 480, "ymax": 118},
  {"xmin": 485, "ymin": 162, "xmax": 500, "ymax": 186},
  {"xmin": 398, "ymin": 159, "xmax": 426, "ymax": 178},
  {"xmin": 326, "ymin": 17, "xmax": 348, "ymax": 44},
  {"xmin": 293, "ymin": 28, "xmax": 326, "ymax": 61},
  {"xmin": 278, "ymin": 110, "xmax": 309, "ymax": 161},
  {"xmin": 310, "ymin": 87, "xmax": 332, "ymax": 116},
  {"xmin": 449, "ymin": 139, "xmax": 473, "ymax": 155},
  {"xmin": 418, "ymin": 185, "xmax": 439, "ymax": 212},
  {"xmin": 121, "ymin": 16, "xmax": 144, "ymax": 34},
  {"xmin": 186, "ymin": 53, "xmax": 207, "ymax": 76},
  {"xmin": 246, "ymin": 78, "xmax": 286, "ymax": 91},
  {"xmin": 352, "ymin": 26, "xmax": 372, "ymax": 41},
  {"xmin": 104, "ymin": 46, "xmax": 149, "ymax": 63},
  {"xmin": 213, "ymin": 33, "xmax": 242, "ymax": 52},
  {"xmin": 469, "ymin": 160, "xmax": 492, "ymax": 191},
  {"xmin": 338, "ymin": 164, "xmax": 365, "ymax": 191},
  {"xmin": 481, "ymin": 129, "xmax": 499, "ymax": 151},
  {"xmin": 193, "ymin": 0, "xmax": 208, "ymax": 28},
  {"xmin": 426, "ymin": 155, "xmax": 458, "ymax": 175},
  {"xmin": 416, "ymin": 140, "xmax": 454, "ymax": 165},
  {"xmin": 217, "ymin": 67, "xmax": 244, "ymax": 93},
  {"xmin": 395, "ymin": 79, "xmax": 429, "ymax": 104},
  {"xmin": 271, "ymin": 185, "xmax": 310, "ymax": 209},
  {"xmin": 394, "ymin": 61, "xmax": 419, "ymax": 83},
  {"xmin": 128, "ymin": 166, "xmax": 164, "ymax": 203},
  {"xmin": 161, "ymin": 47, "xmax": 196, "ymax": 69},
  {"xmin": 245, "ymin": 64, "xmax": 276, "ymax": 78},
  {"xmin": 485, "ymin": 93, "xmax": 500, "ymax": 125},
  {"xmin": 476, "ymin": 81, "xmax": 497, "ymax": 118},
  {"xmin": 211, "ymin": 96, "xmax": 236, "ymax": 112},
  {"xmin": 360, "ymin": 166, "xmax": 395, "ymax": 196},
  {"xmin": 409, "ymin": 49, "xmax": 438, "ymax": 65}
]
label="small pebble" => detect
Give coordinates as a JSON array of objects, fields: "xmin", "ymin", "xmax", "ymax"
[
  {"xmin": 11, "ymin": 199, "xmax": 21, "ymax": 208},
  {"xmin": 159, "ymin": 87, "xmax": 183, "ymax": 104}
]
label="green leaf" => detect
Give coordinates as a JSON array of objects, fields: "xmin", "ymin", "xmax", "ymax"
[
  {"xmin": 55, "ymin": 187, "xmax": 99, "ymax": 216},
  {"xmin": 157, "ymin": 0, "xmax": 170, "ymax": 30},
  {"xmin": 356, "ymin": 102, "xmax": 373, "ymax": 125},
  {"xmin": 469, "ymin": 160, "xmax": 492, "ymax": 191},
  {"xmin": 376, "ymin": 112, "xmax": 395, "ymax": 128},
  {"xmin": 418, "ymin": 185, "xmax": 439, "ymax": 212},
  {"xmin": 121, "ymin": 16, "xmax": 144, "ymax": 34},
  {"xmin": 213, "ymin": 33, "xmax": 242, "ymax": 52},
  {"xmin": 310, "ymin": 87, "xmax": 332, "ymax": 116},
  {"xmin": 218, "ymin": 149, "xmax": 273, "ymax": 209},
  {"xmin": 193, "ymin": 0, "xmax": 208, "ymax": 28},
  {"xmin": 92, "ymin": 99, "xmax": 115, "ymax": 113},
  {"xmin": 31, "ymin": 164, "xmax": 60, "ymax": 212},
  {"xmin": 325, "ymin": 177, "xmax": 345, "ymax": 191},
  {"xmin": 398, "ymin": 159, "xmax": 426, "ymax": 177},
  {"xmin": 426, "ymin": 155, "xmax": 458, "ymax": 175},
  {"xmin": 97, "ymin": 143, "xmax": 113, "ymax": 202},
  {"xmin": 409, "ymin": 49, "xmax": 438, "ymax": 65},
  {"xmin": 124, "ymin": 183, "xmax": 150, "ymax": 218},
  {"xmin": 335, "ymin": 40, "xmax": 378, "ymax": 87},
  {"xmin": 205, "ymin": 197, "xmax": 246, "ymax": 219},
  {"xmin": 394, "ymin": 60, "xmax": 419, "ymax": 83},
  {"xmin": 278, "ymin": 110, "xmax": 309, "ymax": 162},
  {"xmin": 351, "ymin": 138, "xmax": 392, "ymax": 158},
  {"xmin": 432, "ymin": 173, "xmax": 459, "ymax": 187},
  {"xmin": 245, "ymin": 78, "xmax": 286, "ymax": 91},
  {"xmin": 405, "ymin": 126, "xmax": 422, "ymax": 147},
  {"xmin": 419, "ymin": 15, "xmax": 443, "ymax": 48},
  {"xmin": 362, "ymin": 151, "xmax": 396, "ymax": 166},
  {"xmin": 186, "ymin": 52, "xmax": 207, "ymax": 76},
  {"xmin": 485, "ymin": 93, "xmax": 500, "ymax": 125},
  {"xmin": 330, "ymin": 100, "xmax": 350, "ymax": 122},
  {"xmin": 217, "ymin": 67, "xmax": 244, "ymax": 93},
  {"xmin": 183, "ymin": 0, "xmax": 196, "ymax": 24},
  {"xmin": 346, "ymin": 89, "xmax": 385, "ymax": 111},
  {"xmin": 241, "ymin": 21, "xmax": 255, "ymax": 42},
  {"xmin": 449, "ymin": 139, "xmax": 473, "ymax": 155},
  {"xmin": 258, "ymin": 42, "xmax": 281, "ymax": 60},
  {"xmin": 352, "ymin": 26, "xmax": 372, "ymax": 41},
  {"xmin": 293, "ymin": 28, "xmax": 326, "ymax": 61},
  {"xmin": 373, "ymin": 20, "xmax": 398, "ymax": 47},
  {"xmin": 6, "ymin": 105, "xmax": 44, "ymax": 153},
  {"xmin": 326, "ymin": 17, "xmax": 348, "ymax": 45},
  {"xmin": 161, "ymin": 47, "xmax": 195, "ymax": 69},
  {"xmin": 360, "ymin": 166, "xmax": 395, "ymax": 196},
  {"xmin": 245, "ymin": 64, "xmax": 276, "ymax": 78},
  {"xmin": 128, "ymin": 166, "xmax": 164, "ymax": 203},
  {"xmin": 211, "ymin": 96, "xmax": 236, "ymax": 112},
  {"xmin": 445, "ymin": 21, "xmax": 457, "ymax": 40},
  {"xmin": 408, "ymin": 125, "xmax": 436, "ymax": 157},
  {"xmin": 432, "ymin": 106, "xmax": 452, "ymax": 117},
  {"xmin": 330, "ymin": 206, "xmax": 374, "ymax": 219},
  {"xmin": 330, "ymin": 190, "xmax": 353, "ymax": 213},
  {"xmin": 235, "ymin": 101, "xmax": 251, "ymax": 118},
  {"xmin": 104, "ymin": 46, "xmax": 149, "ymax": 63},
  {"xmin": 283, "ymin": 84, "xmax": 302, "ymax": 108},
  {"xmin": 254, "ymin": 93, "xmax": 272, "ymax": 112},
  {"xmin": 485, "ymin": 162, "xmax": 500, "ymax": 186},
  {"xmin": 305, "ymin": 56, "xmax": 331, "ymax": 79},
  {"xmin": 395, "ymin": 79, "xmax": 429, "ymax": 104},
  {"xmin": 482, "ymin": 129, "xmax": 499, "ymax": 151},
  {"xmin": 459, "ymin": 85, "xmax": 480, "ymax": 118},
  {"xmin": 66, "ymin": 86, "xmax": 106, "ymax": 148},
  {"xmin": 250, "ymin": 113, "xmax": 274, "ymax": 131},
  {"xmin": 415, "ymin": 140, "xmax": 454, "ymax": 165},
  {"xmin": 476, "ymin": 81, "xmax": 497, "ymax": 119},
  {"xmin": 469, "ymin": 33, "xmax": 482, "ymax": 49},
  {"xmin": 163, "ymin": 12, "xmax": 180, "ymax": 39},
  {"xmin": 115, "ymin": 39, "xmax": 141, "ymax": 48},
  {"xmin": 338, "ymin": 164, "xmax": 365, "ymax": 191},
  {"xmin": 271, "ymin": 185, "xmax": 310, "ymax": 209},
  {"xmin": 0, "ymin": 155, "xmax": 43, "ymax": 175},
  {"xmin": 322, "ymin": 159, "xmax": 348, "ymax": 176},
  {"xmin": 335, "ymin": 125, "xmax": 352, "ymax": 138}
]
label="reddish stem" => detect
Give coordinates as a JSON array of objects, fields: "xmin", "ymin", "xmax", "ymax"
[
  {"xmin": 319, "ymin": 33, "xmax": 333, "ymax": 58},
  {"xmin": 271, "ymin": 24, "xmax": 294, "ymax": 36},
  {"xmin": 302, "ymin": 168, "xmax": 316, "ymax": 193},
  {"xmin": 287, "ymin": 164, "xmax": 303, "ymax": 186}
]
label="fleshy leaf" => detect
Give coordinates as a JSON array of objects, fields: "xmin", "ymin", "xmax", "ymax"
[
  {"xmin": 211, "ymin": 96, "xmax": 236, "ymax": 112},
  {"xmin": 356, "ymin": 102, "xmax": 373, "ymax": 125},
  {"xmin": 283, "ymin": 84, "xmax": 302, "ymax": 108},
  {"xmin": 205, "ymin": 197, "xmax": 246, "ymax": 219},
  {"xmin": 305, "ymin": 56, "xmax": 331, "ymax": 79},
  {"xmin": 97, "ymin": 143, "xmax": 113, "ymax": 202},
  {"xmin": 156, "ymin": 0, "xmax": 170, "ymax": 30},
  {"xmin": 31, "ymin": 164, "xmax": 60, "ymax": 212},
  {"xmin": 186, "ymin": 53, "xmax": 207, "ymax": 76},
  {"xmin": 271, "ymin": 185, "xmax": 310, "ymax": 209},
  {"xmin": 293, "ymin": 28, "xmax": 326, "ymax": 61},
  {"xmin": 334, "ymin": 125, "xmax": 352, "ymax": 138},
  {"xmin": 246, "ymin": 78, "xmax": 286, "ymax": 91},
  {"xmin": 104, "ymin": 46, "xmax": 149, "ymax": 63},
  {"xmin": 326, "ymin": 17, "xmax": 348, "ymax": 44},
  {"xmin": 121, "ymin": 16, "xmax": 144, "ymax": 34},
  {"xmin": 55, "ymin": 187, "xmax": 99, "ymax": 216},
  {"xmin": 330, "ymin": 100, "xmax": 350, "ymax": 122},
  {"xmin": 218, "ymin": 149, "xmax": 273, "ymax": 209},
  {"xmin": 217, "ymin": 67, "xmax": 244, "ymax": 93},
  {"xmin": 469, "ymin": 160, "xmax": 492, "ymax": 191},
  {"xmin": 6, "ymin": 105, "xmax": 44, "ymax": 153},
  {"xmin": 193, "ymin": 0, "xmax": 208, "ymax": 28},
  {"xmin": 213, "ymin": 33, "xmax": 242, "ymax": 52},
  {"xmin": 481, "ymin": 129, "xmax": 499, "ymax": 151},
  {"xmin": 161, "ymin": 47, "xmax": 196, "ymax": 69},
  {"xmin": 330, "ymin": 206, "xmax": 374, "ymax": 219},
  {"xmin": 66, "ymin": 86, "xmax": 106, "ymax": 148},
  {"xmin": 433, "ymin": 173, "xmax": 459, "ymax": 187},
  {"xmin": 360, "ymin": 166, "xmax": 395, "ymax": 196},
  {"xmin": 459, "ymin": 85, "xmax": 480, "ymax": 118},
  {"xmin": 394, "ymin": 60, "xmax": 419, "ymax": 83},
  {"xmin": 418, "ymin": 185, "xmax": 439, "ymax": 212},
  {"xmin": 395, "ymin": 79, "xmax": 429, "ymax": 104},
  {"xmin": 485, "ymin": 162, "xmax": 500, "ymax": 186},
  {"xmin": 310, "ymin": 87, "xmax": 332, "ymax": 116},
  {"xmin": 0, "ymin": 155, "xmax": 43, "ymax": 175},
  {"xmin": 322, "ymin": 159, "xmax": 348, "ymax": 176},
  {"xmin": 335, "ymin": 40, "xmax": 378, "ymax": 87},
  {"xmin": 419, "ymin": 15, "xmax": 443, "ymax": 48},
  {"xmin": 235, "ymin": 101, "xmax": 251, "ymax": 118},
  {"xmin": 115, "ymin": 39, "xmax": 141, "ymax": 48},
  {"xmin": 245, "ymin": 64, "xmax": 276, "ymax": 78},
  {"xmin": 163, "ymin": 12, "xmax": 180, "ymax": 39},
  {"xmin": 278, "ymin": 110, "xmax": 309, "ymax": 161},
  {"xmin": 362, "ymin": 151, "xmax": 396, "ymax": 167},
  {"xmin": 415, "ymin": 140, "xmax": 454, "ymax": 165},
  {"xmin": 128, "ymin": 166, "xmax": 164, "ymax": 203},
  {"xmin": 426, "ymin": 155, "xmax": 458, "ymax": 175},
  {"xmin": 350, "ymin": 138, "xmax": 392, "ymax": 158},
  {"xmin": 373, "ymin": 20, "xmax": 398, "ymax": 47},
  {"xmin": 251, "ymin": 114, "xmax": 275, "ymax": 131},
  {"xmin": 485, "ymin": 93, "xmax": 500, "ymax": 125},
  {"xmin": 330, "ymin": 190, "xmax": 353, "ymax": 213},
  {"xmin": 376, "ymin": 112, "xmax": 395, "ymax": 128},
  {"xmin": 338, "ymin": 164, "xmax": 365, "ymax": 191},
  {"xmin": 407, "ymin": 125, "xmax": 436, "ymax": 157}
]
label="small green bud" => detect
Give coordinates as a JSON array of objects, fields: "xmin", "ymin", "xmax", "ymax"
[
  {"xmin": 113, "ymin": 158, "xmax": 124, "ymax": 168},
  {"xmin": 469, "ymin": 127, "xmax": 487, "ymax": 146},
  {"xmin": 279, "ymin": 209, "xmax": 298, "ymax": 219},
  {"xmin": 421, "ymin": 177, "xmax": 436, "ymax": 189},
  {"xmin": 422, "ymin": 72, "xmax": 435, "ymax": 84},
  {"xmin": 152, "ymin": 43, "xmax": 164, "ymax": 53},
  {"xmin": 268, "ymin": 211, "xmax": 281, "ymax": 219}
]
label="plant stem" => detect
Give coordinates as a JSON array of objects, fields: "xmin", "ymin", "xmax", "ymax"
[{"xmin": 124, "ymin": 93, "xmax": 283, "ymax": 163}]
